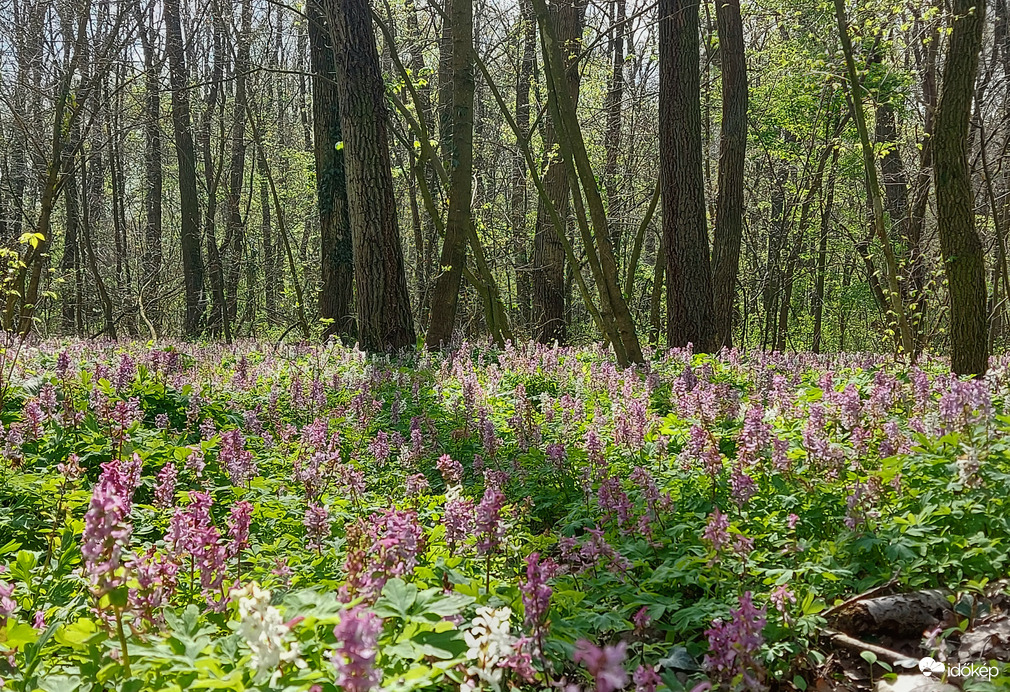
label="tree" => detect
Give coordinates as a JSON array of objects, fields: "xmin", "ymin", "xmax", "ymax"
[
  {"xmin": 309, "ymin": 0, "xmax": 355, "ymax": 341},
  {"xmin": 531, "ymin": 0, "xmax": 586, "ymax": 344},
  {"xmin": 710, "ymin": 0, "xmax": 747, "ymax": 349},
  {"xmin": 165, "ymin": 0, "xmax": 207, "ymax": 337},
  {"xmin": 934, "ymin": 0, "xmax": 988, "ymax": 376},
  {"xmin": 659, "ymin": 0, "xmax": 717, "ymax": 352},
  {"xmin": 325, "ymin": 0, "xmax": 416, "ymax": 351},
  {"xmin": 426, "ymin": 0, "xmax": 474, "ymax": 349}
]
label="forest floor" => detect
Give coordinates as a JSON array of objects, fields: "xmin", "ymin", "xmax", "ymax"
[{"xmin": 0, "ymin": 340, "xmax": 1008, "ymax": 691}]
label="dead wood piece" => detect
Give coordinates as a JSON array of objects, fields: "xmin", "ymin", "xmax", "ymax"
[
  {"xmin": 830, "ymin": 589, "xmax": 954, "ymax": 639},
  {"xmin": 822, "ymin": 628, "xmax": 919, "ymax": 666}
]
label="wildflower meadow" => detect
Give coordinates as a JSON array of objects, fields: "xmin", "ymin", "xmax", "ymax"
[{"xmin": 1, "ymin": 341, "xmax": 1009, "ymax": 691}]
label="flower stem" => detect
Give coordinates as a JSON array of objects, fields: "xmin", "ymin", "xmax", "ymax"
[{"xmin": 115, "ymin": 607, "xmax": 132, "ymax": 678}]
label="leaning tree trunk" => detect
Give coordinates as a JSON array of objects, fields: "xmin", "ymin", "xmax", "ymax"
[
  {"xmin": 165, "ymin": 0, "xmax": 206, "ymax": 337},
  {"xmin": 325, "ymin": 0, "xmax": 416, "ymax": 351},
  {"xmin": 309, "ymin": 0, "xmax": 355, "ymax": 341},
  {"xmin": 660, "ymin": 0, "xmax": 717, "ymax": 352},
  {"xmin": 710, "ymin": 0, "xmax": 747, "ymax": 349},
  {"xmin": 934, "ymin": 0, "xmax": 989, "ymax": 377}
]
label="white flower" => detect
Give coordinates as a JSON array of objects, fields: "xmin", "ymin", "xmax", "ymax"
[
  {"xmin": 231, "ymin": 582, "xmax": 305, "ymax": 679},
  {"xmin": 461, "ymin": 607, "xmax": 517, "ymax": 691}
]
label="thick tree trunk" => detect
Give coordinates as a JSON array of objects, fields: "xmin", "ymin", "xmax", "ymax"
[
  {"xmin": 309, "ymin": 0, "xmax": 355, "ymax": 341},
  {"xmin": 531, "ymin": 0, "xmax": 585, "ymax": 344},
  {"xmin": 710, "ymin": 0, "xmax": 747, "ymax": 349},
  {"xmin": 165, "ymin": 0, "xmax": 207, "ymax": 337},
  {"xmin": 325, "ymin": 0, "xmax": 416, "ymax": 351},
  {"xmin": 660, "ymin": 0, "xmax": 717, "ymax": 352},
  {"xmin": 934, "ymin": 0, "xmax": 989, "ymax": 376}
]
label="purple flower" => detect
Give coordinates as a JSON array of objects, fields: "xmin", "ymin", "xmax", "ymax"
[
  {"xmin": 769, "ymin": 584, "xmax": 796, "ymax": 615},
  {"xmin": 632, "ymin": 607, "xmax": 651, "ymax": 636},
  {"xmin": 405, "ymin": 473, "xmax": 429, "ymax": 497},
  {"xmin": 219, "ymin": 429, "xmax": 257, "ymax": 486},
  {"xmin": 32, "ymin": 610, "xmax": 45, "ymax": 630},
  {"xmin": 0, "ymin": 581, "xmax": 16, "ymax": 618},
  {"xmin": 128, "ymin": 548, "xmax": 179, "ymax": 627},
  {"xmin": 704, "ymin": 592, "xmax": 767, "ymax": 691},
  {"xmin": 304, "ymin": 503, "xmax": 331, "ymax": 552},
  {"xmin": 443, "ymin": 498, "xmax": 475, "ymax": 547},
  {"xmin": 436, "ymin": 454, "xmax": 463, "ymax": 484},
  {"xmin": 475, "ymin": 486, "xmax": 506, "ymax": 555},
  {"xmin": 332, "ymin": 605, "xmax": 383, "ymax": 692},
  {"xmin": 82, "ymin": 457, "xmax": 143, "ymax": 595},
  {"xmin": 154, "ymin": 463, "xmax": 178, "ymax": 510},
  {"xmin": 228, "ymin": 501, "xmax": 254, "ymax": 556},
  {"xmin": 702, "ymin": 508, "xmax": 730, "ymax": 553},
  {"xmin": 573, "ymin": 640, "xmax": 628, "ymax": 692},
  {"xmin": 633, "ymin": 664, "xmax": 661, "ymax": 692},
  {"xmin": 521, "ymin": 553, "xmax": 554, "ymax": 642}
]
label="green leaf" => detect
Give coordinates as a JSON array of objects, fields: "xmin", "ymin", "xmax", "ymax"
[
  {"xmin": 374, "ymin": 578, "xmax": 418, "ymax": 619},
  {"xmin": 860, "ymin": 651, "xmax": 878, "ymax": 666},
  {"xmin": 55, "ymin": 618, "xmax": 100, "ymax": 648},
  {"xmin": 2, "ymin": 622, "xmax": 39, "ymax": 648}
]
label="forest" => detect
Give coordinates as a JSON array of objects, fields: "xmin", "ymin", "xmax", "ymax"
[
  {"xmin": 0, "ymin": 0, "xmax": 1009, "ymax": 691},
  {"xmin": 0, "ymin": 0, "xmax": 1001, "ymax": 374}
]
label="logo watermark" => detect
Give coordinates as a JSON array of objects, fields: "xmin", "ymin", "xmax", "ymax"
[{"xmin": 918, "ymin": 657, "xmax": 999, "ymax": 681}]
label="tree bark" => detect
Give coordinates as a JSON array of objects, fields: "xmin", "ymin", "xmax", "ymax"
[
  {"xmin": 710, "ymin": 0, "xmax": 747, "ymax": 349},
  {"xmin": 833, "ymin": 0, "xmax": 914, "ymax": 356},
  {"xmin": 165, "ymin": 0, "xmax": 207, "ymax": 337},
  {"xmin": 512, "ymin": 0, "xmax": 536, "ymax": 330},
  {"xmin": 309, "ymin": 0, "xmax": 355, "ymax": 341},
  {"xmin": 426, "ymin": 0, "xmax": 475, "ymax": 349},
  {"xmin": 326, "ymin": 0, "xmax": 417, "ymax": 351},
  {"xmin": 531, "ymin": 0, "xmax": 585, "ymax": 344},
  {"xmin": 138, "ymin": 10, "xmax": 163, "ymax": 335},
  {"xmin": 934, "ymin": 0, "xmax": 989, "ymax": 376},
  {"xmin": 660, "ymin": 0, "xmax": 717, "ymax": 352}
]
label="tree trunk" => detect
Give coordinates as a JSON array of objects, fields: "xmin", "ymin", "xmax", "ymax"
[
  {"xmin": 710, "ymin": 0, "xmax": 747, "ymax": 349},
  {"xmin": 309, "ymin": 0, "xmax": 355, "ymax": 341},
  {"xmin": 934, "ymin": 0, "xmax": 988, "ymax": 376},
  {"xmin": 660, "ymin": 0, "xmax": 717, "ymax": 352},
  {"xmin": 512, "ymin": 0, "xmax": 536, "ymax": 330},
  {"xmin": 833, "ymin": 0, "xmax": 914, "ymax": 356},
  {"xmin": 812, "ymin": 151, "xmax": 839, "ymax": 353},
  {"xmin": 165, "ymin": 0, "xmax": 207, "ymax": 337},
  {"xmin": 325, "ymin": 0, "xmax": 417, "ymax": 351},
  {"xmin": 534, "ymin": 0, "xmax": 643, "ymax": 364},
  {"xmin": 224, "ymin": 0, "xmax": 252, "ymax": 328},
  {"xmin": 426, "ymin": 0, "xmax": 475, "ymax": 349},
  {"xmin": 604, "ymin": 0, "xmax": 626, "ymax": 258},
  {"xmin": 531, "ymin": 0, "xmax": 585, "ymax": 344},
  {"xmin": 138, "ymin": 11, "xmax": 163, "ymax": 335}
]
